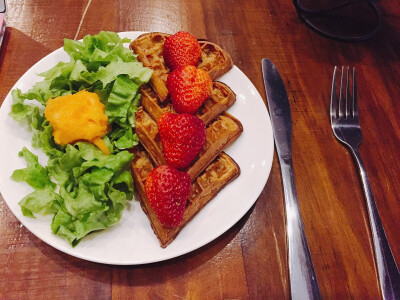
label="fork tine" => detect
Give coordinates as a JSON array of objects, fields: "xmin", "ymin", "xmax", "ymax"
[
  {"xmin": 338, "ymin": 66, "xmax": 345, "ymax": 118},
  {"xmin": 330, "ymin": 66, "xmax": 338, "ymax": 120},
  {"xmin": 345, "ymin": 66, "xmax": 350, "ymax": 118},
  {"xmin": 352, "ymin": 67, "xmax": 358, "ymax": 118}
]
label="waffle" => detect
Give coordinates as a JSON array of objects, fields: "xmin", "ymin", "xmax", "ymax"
[
  {"xmin": 131, "ymin": 32, "xmax": 241, "ymax": 247},
  {"xmin": 135, "ymin": 107, "xmax": 243, "ymax": 181},
  {"xmin": 130, "ymin": 32, "xmax": 233, "ymax": 101},
  {"xmin": 140, "ymin": 81, "xmax": 236, "ymax": 125},
  {"xmin": 131, "ymin": 147, "xmax": 240, "ymax": 248}
]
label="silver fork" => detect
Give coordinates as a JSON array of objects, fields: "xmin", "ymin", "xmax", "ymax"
[{"xmin": 330, "ymin": 66, "xmax": 400, "ymax": 300}]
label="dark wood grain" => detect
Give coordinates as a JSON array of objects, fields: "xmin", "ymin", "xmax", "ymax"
[{"xmin": 0, "ymin": 0, "xmax": 399, "ymax": 299}]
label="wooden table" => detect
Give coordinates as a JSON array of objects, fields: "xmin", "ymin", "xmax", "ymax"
[{"xmin": 1, "ymin": 0, "xmax": 399, "ymax": 298}]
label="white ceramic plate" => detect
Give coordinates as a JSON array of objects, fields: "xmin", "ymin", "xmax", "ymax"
[{"xmin": 0, "ymin": 31, "xmax": 274, "ymax": 265}]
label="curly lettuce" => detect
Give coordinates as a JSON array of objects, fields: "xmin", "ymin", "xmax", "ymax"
[{"xmin": 9, "ymin": 31, "xmax": 152, "ymax": 246}]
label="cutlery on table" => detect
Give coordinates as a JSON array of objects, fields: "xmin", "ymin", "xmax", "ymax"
[
  {"xmin": 0, "ymin": 0, "xmax": 5, "ymax": 53},
  {"xmin": 262, "ymin": 58, "xmax": 321, "ymax": 300},
  {"xmin": 0, "ymin": 14, "xmax": 5, "ymax": 53},
  {"xmin": 330, "ymin": 66, "xmax": 400, "ymax": 300}
]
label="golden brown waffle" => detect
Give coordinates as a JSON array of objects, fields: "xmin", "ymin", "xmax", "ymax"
[
  {"xmin": 135, "ymin": 107, "xmax": 166, "ymax": 166},
  {"xmin": 135, "ymin": 107, "xmax": 243, "ymax": 181},
  {"xmin": 187, "ymin": 112, "xmax": 242, "ymax": 180},
  {"xmin": 130, "ymin": 32, "xmax": 233, "ymax": 101},
  {"xmin": 141, "ymin": 81, "xmax": 236, "ymax": 125},
  {"xmin": 131, "ymin": 31, "xmax": 240, "ymax": 248},
  {"xmin": 132, "ymin": 147, "xmax": 240, "ymax": 248}
]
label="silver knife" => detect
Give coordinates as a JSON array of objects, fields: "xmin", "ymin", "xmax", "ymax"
[
  {"xmin": 0, "ymin": 0, "xmax": 6, "ymax": 53},
  {"xmin": 262, "ymin": 58, "xmax": 321, "ymax": 300},
  {"xmin": 0, "ymin": 14, "xmax": 5, "ymax": 53}
]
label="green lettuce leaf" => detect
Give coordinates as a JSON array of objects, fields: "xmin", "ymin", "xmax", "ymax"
[
  {"xmin": 63, "ymin": 31, "xmax": 135, "ymax": 68},
  {"xmin": 9, "ymin": 89, "xmax": 40, "ymax": 121},
  {"xmin": 11, "ymin": 147, "xmax": 56, "ymax": 190},
  {"xmin": 106, "ymin": 75, "xmax": 139, "ymax": 123},
  {"xmin": 97, "ymin": 61, "xmax": 152, "ymax": 87},
  {"xmin": 19, "ymin": 189, "xmax": 61, "ymax": 218}
]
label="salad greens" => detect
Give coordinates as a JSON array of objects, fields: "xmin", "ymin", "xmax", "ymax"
[{"xmin": 9, "ymin": 31, "xmax": 152, "ymax": 246}]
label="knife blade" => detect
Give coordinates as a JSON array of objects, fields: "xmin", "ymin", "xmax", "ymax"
[
  {"xmin": 262, "ymin": 58, "xmax": 321, "ymax": 300},
  {"xmin": 0, "ymin": 14, "xmax": 5, "ymax": 53}
]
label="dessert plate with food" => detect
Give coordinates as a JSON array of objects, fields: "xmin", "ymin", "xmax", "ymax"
[{"xmin": 0, "ymin": 31, "xmax": 274, "ymax": 265}]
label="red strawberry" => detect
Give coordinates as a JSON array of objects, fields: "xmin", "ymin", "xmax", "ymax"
[
  {"xmin": 158, "ymin": 112, "xmax": 206, "ymax": 169},
  {"xmin": 163, "ymin": 31, "xmax": 202, "ymax": 70},
  {"xmin": 145, "ymin": 165, "xmax": 191, "ymax": 228},
  {"xmin": 167, "ymin": 65, "xmax": 212, "ymax": 114}
]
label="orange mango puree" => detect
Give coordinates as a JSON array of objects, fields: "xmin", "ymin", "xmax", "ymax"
[{"xmin": 44, "ymin": 90, "xmax": 110, "ymax": 155}]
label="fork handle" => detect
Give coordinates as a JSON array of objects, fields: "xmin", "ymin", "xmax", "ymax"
[{"xmin": 351, "ymin": 147, "xmax": 400, "ymax": 300}]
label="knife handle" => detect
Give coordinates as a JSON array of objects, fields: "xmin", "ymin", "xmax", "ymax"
[{"xmin": 280, "ymin": 159, "xmax": 321, "ymax": 300}]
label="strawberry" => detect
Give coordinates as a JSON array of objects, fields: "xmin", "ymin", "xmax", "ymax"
[
  {"xmin": 145, "ymin": 165, "xmax": 191, "ymax": 228},
  {"xmin": 163, "ymin": 31, "xmax": 202, "ymax": 70},
  {"xmin": 158, "ymin": 112, "xmax": 206, "ymax": 169},
  {"xmin": 167, "ymin": 65, "xmax": 212, "ymax": 114}
]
